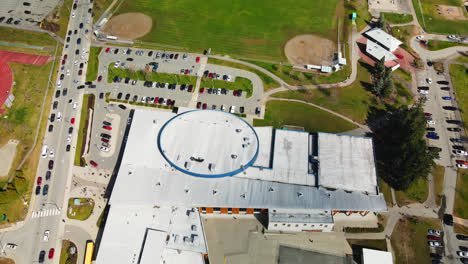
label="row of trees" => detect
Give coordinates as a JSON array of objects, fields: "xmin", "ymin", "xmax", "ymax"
[{"xmin": 371, "ymin": 58, "xmax": 394, "ymax": 99}]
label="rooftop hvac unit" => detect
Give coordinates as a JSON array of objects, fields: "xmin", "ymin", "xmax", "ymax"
[
  {"xmin": 185, "ymin": 161, "xmax": 192, "ymax": 170},
  {"xmin": 209, "ymin": 163, "xmax": 216, "ymax": 171},
  {"xmin": 191, "ymin": 225, "xmax": 197, "ymax": 231}
]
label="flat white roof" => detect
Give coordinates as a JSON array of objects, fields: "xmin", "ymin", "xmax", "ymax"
[
  {"xmin": 159, "ymin": 110, "xmax": 258, "ymax": 177},
  {"xmin": 318, "ymin": 133, "xmax": 378, "ymax": 195},
  {"xmin": 363, "ymin": 248, "xmax": 393, "ymax": 264},
  {"xmin": 365, "ymin": 27, "xmax": 402, "ymax": 51},
  {"xmin": 366, "ymin": 39, "xmax": 397, "ymax": 62},
  {"xmin": 253, "ymin": 126, "xmax": 273, "ymax": 168}
]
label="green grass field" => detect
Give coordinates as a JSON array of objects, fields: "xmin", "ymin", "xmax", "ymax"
[
  {"xmin": 456, "ymin": 55, "xmax": 468, "ymax": 64},
  {"xmin": 382, "ymin": 13, "xmax": 413, "ymax": 24},
  {"xmin": 207, "ymin": 58, "xmax": 280, "ymax": 91},
  {"xmin": 253, "ymin": 100, "xmax": 357, "ymax": 133},
  {"xmin": 114, "ymin": 0, "xmax": 342, "ymax": 60},
  {"xmin": 86, "ymin": 47, "xmax": 102, "ymax": 82},
  {"xmin": 92, "ymin": 0, "xmax": 114, "ymax": 22},
  {"xmin": 427, "ymin": 40, "xmax": 468, "ymax": 51},
  {"xmin": 395, "ymin": 177, "xmax": 428, "ymax": 206},
  {"xmin": 454, "ymin": 169, "xmax": 468, "ymax": 219},
  {"xmin": 74, "ymin": 94, "xmax": 93, "ymax": 166},
  {"xmin": 450, "ymin": 64, "xmax": 468, "ymax": 130},
  {"xmin": 391, "ymin": 216, "xmax": 441, "ymax": 264},
  {"xmin": 433, "ymin": 165, "xmax": 445, "ymax": 206},
  {"xmin": 67, "ymin": 198, "xmax": 95, "ymax": 220},
  {"xmin": 412, "ymin": 0, "xmax": 468, "ymax": 35},
  {"xmin": 379, "ymin": 178, "xmax": 393, "ymax": 206},
  {"xmin": 0, "ymin": 27, "xmax": 56, "ymax": 47}
]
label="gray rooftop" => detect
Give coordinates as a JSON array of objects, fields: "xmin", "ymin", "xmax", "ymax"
[
  {"xmin": 365, "ymin": 27, "xmax": 402, "ymax": 51},
  {"xmin": 318, "ymin": 132, "xmax": 378, "ymax": 195}
]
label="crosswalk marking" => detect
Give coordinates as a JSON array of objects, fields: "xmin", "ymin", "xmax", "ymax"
[{"xmin": 31, "ymin": 208, "xmax": 61, "ymax": 219}]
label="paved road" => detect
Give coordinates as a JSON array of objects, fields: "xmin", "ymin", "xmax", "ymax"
[{"xmin": 0, "ymin": 1, "xmax": 95, "ymax": 263}]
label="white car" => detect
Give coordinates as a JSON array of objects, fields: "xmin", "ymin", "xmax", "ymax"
[
  {"xmin": 43, "ymin": 230, "xmax": 50, "ymax": 241},
  {"xmin": 426, "ymin": 78, "xmax": 432, "ymax": 84},
  {"xmin": 86, "ymin": 18, "xmax": 90, "ymax": 24},
  {"xmin": 6, "ymin": 243, "xmax": 17, "ymax": 250},
  {"xmin": 448, "ymin": 35, "xmax": 458, "ymax": 40},
  {"xmin": 66, "ymin": 69, "xmax": 70, "ymax": 76},
  {"xmin": 428, "ymin": 229, "xmax": 441, "ymax": 236},
  {"xmin": 71, "ymin": 13, "xmax": 75, "ymax": 18},
  {"xmin": 57, "ymin": 80, "xmax": 61, "ymax": 87},
  {"xmin": 141, "ymin": 96, "xmax": 146, "ymax": 103},
  {"xmin": 73, "ymin": 102, "xmax": 77, "ymax": 109},
  {"xmin": 230, "ymin": 105, "xmax": 236, "ymax": 113},
  {"xmin": 67, "ymin": 135, "xmax": 71, "ymax": 143},
  {"xmin": 123, "ymin": 49, "xmax": 127, "ymax": 55},
  {"xmin": 419, "ymin": 90, "xmax": 428, "ymax": 95},
  {"xmin": 49, "ymin": 149, "xmax": 54, "ymax": 157},
  {"xmin": 99, "ymin": 146, "xmax": 109, "ymax": 152},
  {"xmin": 427, "ymin": 119, "xmax": 435, "ymax": 125},
  {"xmin": 458, "ymin": 251, "xmax": 468, "ymax": 257},
  {"xmin": 457, "ymin": 163, "xmax": 468, "ymax": 169},
  {"xmin": 74, "ymin": 60, "xmax": 78, "ymax": 66},
  {"xmin": 220, "ymin": 104, "xmax": 225, "ymax": 111},
  {"xmin": 114, "ymin": 60, "xmax": 120, "ymax": 68},
  {"xmin": 416, "ymin": 35, "xmax": 425, "ymax": 40},
  {"xmin": 455, "ymin": 150, "xmax": 468, "ymax": 156},
  {"xmin": 428, "ymin": 241, "xmax": 441, "ymax": 247}
]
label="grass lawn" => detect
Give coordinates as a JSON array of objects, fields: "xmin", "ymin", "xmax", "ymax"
[
  {"xmin": 200, "ymin": 77, "xmax": 253, "ymax": 97},
  {"xmin": 348, "ymin": 239, "xmax": 387, "ymax": 263},
  {"xmin": 271, "ymin": 61, "xmax": 412, "ymax": 124},
  {"xmin": 0, "ymin": 27, "xmax": 56, "ymax": 47},
  {"xmin": 67, "ymin": 198, "xmax": 95, "ymax": 220},
  {"xmin": 391, "ymin": 25, "xmax": 418, "ymax": 53},
  {"xmin": 0, "ymin": 59, "xmax": 56, "ymax": 224},
  {"xmin": 456, "ymin": 55, "xmax": 468, "ymax": 64},
  {"xmin": 108, "ymin": 63, "xmax": 197, "ymax": 85},
  {"xmin": 450, "ymin": 64, "xmax": 468, "ymax": 130},
  {"xmin": 412, "ymin": 0, "xmax": 468, "ymax": 35},
  {"xmin": 433, "ymin": 165, "xmax": 445, "ymax": 206},
  {"xmin": 253, "ymin": 100, "xmax": 357, "ymax": 133},
  {"xmin": 92, "ymin": 0, "xmax": 114, "ymax": 22},
  {"xmin": 454, "ymin": 223, "xmax": 468, "ymax": 235},
  {"xmin": 114, "ymin": 0, "xmax": 342, "ymax": 61},
  {"xmin": 394, "ymin": 177, "xmax": 428, "ymax": 206},
  {"xmin": 0, "ymin": 257, "xmax": 14, "ymax": 264},
  {"xmin": 42, "ymin": 0, "xmax": 73, "ymax": 39},
  {"xmin": 426, "ymin": 40, "xmax": 468, "ymax": 51},
  {"xmin": 345, "ymin": 0, "xmax": 372, "ymax": 31},
  {"xmin": 207, "ymin": 58, "xmax": 280, "ymax": 91},
  {"xmin": 394, "ymin": 68, "xmax": 412, "ymax": 83},
  {"xmin": 391, "ymin": 216, "xmax": 441, "ymax": 264},
  {"xmin": 383, "ymin": 13, "xmax": 414, "ymax": 24},
  {"xmin": 74, "ymin": 94, "xmax": 94, "ymax": 166},
  {"xmin": 379, "ymin": 178, "xmax": 394, "ymax": 206},
  {"xmin": 242, "ymin": 58, "xmax": 351, "ymax": 86},
  {"xmin": 86, "ymin": 47, "xmax": 102, "ymax": 82},
  {"xmin": 59, "ymin": 240, "xmax": 77, "ymax": 264},
  {"xmin": 454, "ymin": 169, "xmax": 468, "ymax": 219}
]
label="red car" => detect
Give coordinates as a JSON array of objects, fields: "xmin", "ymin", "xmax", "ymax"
[
  {"xmin": 154, "ymin": 97, "xmax": 159, "ymax": 104},
  {"xmin": 396, "ymin": 54, "xmax": 404, "ymax": 59},
  {"xmin": 101, "ymin": 138, "xmax": 109, "ymax": 143},
  {"xmin": 196, "ymin": 56, "xmax": 200, "ymax": 63},
  {"xmin": 425, "ymin": 113, "xmax": 432, "ymax": 117},
  {"xmin": 196, "ymin": 102, "xmax": 201, "ymax": 109},
  {"xmin": 103, "ymin": 125, "xmax": 112, "ymax": 130},
  {"xmin": 456, "ymin": 160, "xmax": 468, "ymax": 165},
  {"xmin": 427, "ymin": 235, "xmax": 440, "ymax": 240},
  {"xmin": 48, "ymin": 160, "xmax": 54, "ymax": 170},
  {"xmin": 63, "ymin": 54, "xmax": 68, "ymax": 60},
  {"xmin": 78, "ymin": 69, "xmax": 82, "ymax": 76},
  {"xmin": 61, "ymin": 60, "xmax": 65, "ymax": 65},
  {"xmin": 37, "ymin": 177, "xmax": 42, "ymax": 186},
  {"xmin": 184, "ymin": 69, "xmax": 189, "ymax": 75},
  {"xmin": 233, "ymin": 90, "xmax": 238, "ymax": 96},
  {"xmin": 200, "ymin": 87, "xmax": 204, "ymax": 94},
  {"xmin": 71, "ymin": 118, "xmax": 75, "ymax": 124},
  {"xmin": 209, "ymin": 73, "xmax": 213, "ymax": 78},
  {"xmin": 89, "ymin": 160, "xmax": 98, "ymax": 167},
  {"xmin": 167, "ymin": 99, "xmax": 172, "ymax": 105},
  {"xmin": 105, "ymin": 47, "xmax": 110, "ymax": 53},
  {"xmin": 202, "ymin": 103, "xmax": 207, "ymax": 109},
  {"xmin": 48, "ymin": 248, "xmax": 55, "ymax": 259},
  {"xmin": 98, "ymin": 75, "xmax": 102, "ymax": 82}
]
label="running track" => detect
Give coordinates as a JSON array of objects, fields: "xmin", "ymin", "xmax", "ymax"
[{"xmin": 0, "ymin": 50, "xmax": 53, "ymax": 114}]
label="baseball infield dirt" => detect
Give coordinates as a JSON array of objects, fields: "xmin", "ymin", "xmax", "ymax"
[
  {"xmin": 101, "ymin": 13, "xmax": 152, "ymax": 39},
  {"xmin": 285, "ymin": 35, "xmax": 335, "ymax": 65},
  {"xmin": 437, "ymin": 5, "xmax": 467, "ymax": 20}
]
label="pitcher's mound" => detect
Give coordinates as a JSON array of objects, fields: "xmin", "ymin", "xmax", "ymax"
[
  {"xmin": 102, "ymin": 13, "xmax": 152, "ymax": 39},
  {"xmin": 285, "ymin": 35, "xmax": 335, "ymax": 65}
]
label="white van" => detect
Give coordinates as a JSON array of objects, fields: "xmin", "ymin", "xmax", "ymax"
[
  {"xmin": 230, "ymin": 106, "xmax": 236, "ymax": 113},
  {"xmin": 57, "ymin": 112, "xmax": 62, "ymax": 121},
  {"xmin": 41, "ymin": 145, "xmax": 48, "ymax": 158}
]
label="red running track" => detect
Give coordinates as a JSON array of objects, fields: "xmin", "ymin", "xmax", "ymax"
[{"xmin": 0, "ymin": 50, "xmax": 53, "ymax": 114}]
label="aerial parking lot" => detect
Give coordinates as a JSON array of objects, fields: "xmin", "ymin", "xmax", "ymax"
[{"xmin": 95, "ymin": 47, "xmax": 263, "ymax": 115}]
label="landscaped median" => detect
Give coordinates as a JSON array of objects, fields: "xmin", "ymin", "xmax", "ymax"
[
  {"xmin": 450, "ymin": 64, "xmax": 468, "ymax": 130},
  {"xmin": 200, "ymin": 76, "xmax": 253, "ymax": 97},
  {"xmin": 382, "ymin": 12, "xmax": 413, "ymax": 24},
  {"xmin": 67, "ymin": 198, "xmax": 95, "ymax": 220},
  {"xmin": 107, "ymin": 63, "xmax": 197, "ymax": 85},
  {"xmin": 85, "ymin": 47, "xmax": 102, "ymax": 82},
  {"xmin": 253, "ymin": 100, "xmax": 357, "ymax": 133},
  {"xmin": 59, "ymin": 240, "xmax": 77, "ymax": 264},
  {"xmin": 454, "ymin": 169, "xmax": 468, "ymax": 219},
  {"xmin": 426, "ymin": 40, "xmax": 468, "ymax": 51},
  {"xmin": 74, "ymin": 94, "xmax": 95, "ymax": 167}
]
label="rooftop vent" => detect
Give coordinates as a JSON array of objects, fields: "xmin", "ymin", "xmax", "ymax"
[
  {"xmin": 297, "ymin": 192, "xmax": 303, "ymax": 198},
  {"xmin": 209, "ymin": 163, "xmax": 216, "ymax": 171},
  {"xmin": 185, "ymin": 161, "xmax": 192, "ymax": 170},
  {"xmin": 212, "ymin": 189, "xmax": 218, "ymax": 195},
  {"xmin": 243, "ymin": 137, "xmax": 249, "ymax": 141},
  {"xmin": 240, "ymin": 193, "xmax": 246, "ymax": 199},
  {"xmin": 191, "ymin": 225, "xmax": 197, "ymax": 231},
  {"xmin": 231, "ymin": 154, "xmax": 237, "ymax": 159},
  {"xmin": 235, "ymin": 129, "xmax": 242, "ymax": 133},
  {"xmin": 184, "ymin": 188, "xmax": 190, "ymax": 194},
  {"xmin": 268, "ymin": 187, "xmax": 275, "ymax": 192}
]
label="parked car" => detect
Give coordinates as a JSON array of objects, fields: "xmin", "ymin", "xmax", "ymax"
[
  {"xmin": 35, "ymin": 186, "xmax": 41, "ymax": 195},
  {"xmin": 426, "ymin": 133, "xmax": 439, "ymax": 140},
  {"xmin": 442, "ymin": 96, "xmax": 452, "ymax": 100},
  {"xmin": 43, "ymin": 230, "xmax": 50, "ymax": 241},
  {"xmin": 443, "ymin": 106, "xmax": 457, "ymax": 111},
  {"xmin": 42, "ymin": 184, "xmax": 49, "ymax": 196},
  {"xmin": 428, "ymin": 241, "xmax": 442, "ymax": 247},
  {"xmin": 48, "ymin": 248, "xmax": 55, "ymax": 259},
  {"xmin": 103, "ymin": 126, "xmax": 112, "ymax": 130},
  {"xmin": 428, "ymin": 229, "xmax": 441, "ymax": 236},
  {"xmin": 396, "ymin": 54, "xmax": 404, "ymax": 59},
  {"xmin": 427, "ymin": 235, "xmax": 440, "ymax": 240},
  {"xmin": 118, "ymin": 104, "xmax": 127, "ymax": 110},
  {"xmin": 39, "ymin": 250, "xmax": 46, "ymax": 263},
  {"xmin": 48, "ymin": 160, "xmax": 54, "ymax": 170},
  {"xmin": 89, "ymin": 160, "xmax": 98, "ymax": 167},
  {"xmin": 457, "ymin": 234, "xmax": 468, "ymax": 241},
  {"xmin": 458, "ymin": 251, "xmax": 468, "ymax": 257}
]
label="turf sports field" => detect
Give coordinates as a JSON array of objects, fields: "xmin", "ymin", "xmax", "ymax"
[{"xmin": 114, "ymin": 0, "xmax": 341, "ymax": 61}]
